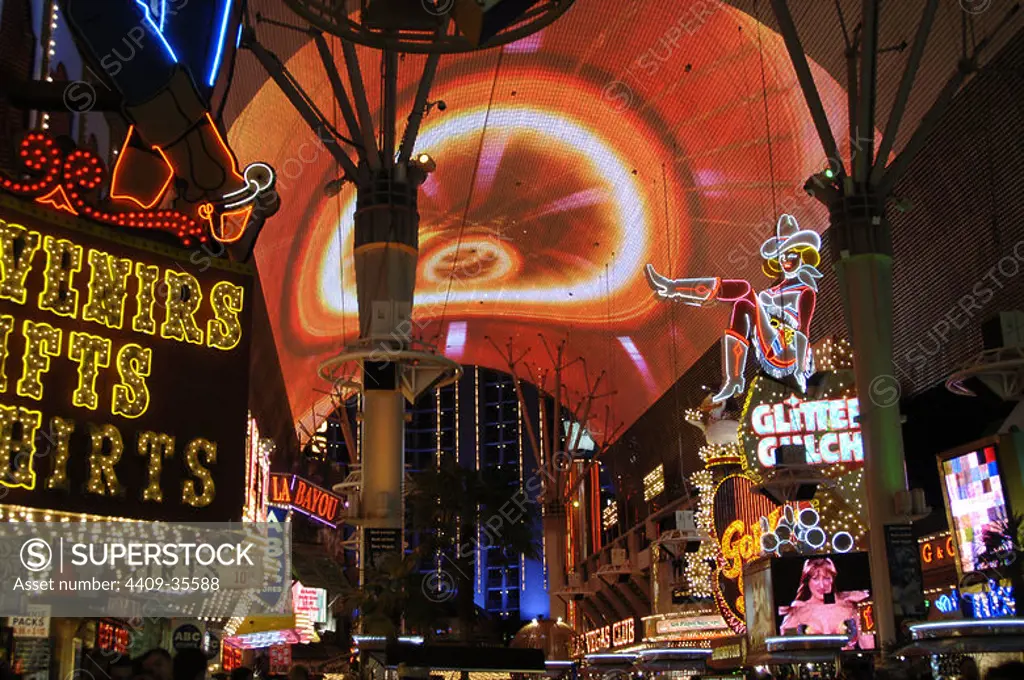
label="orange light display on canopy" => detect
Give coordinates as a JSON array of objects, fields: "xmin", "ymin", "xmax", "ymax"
[{"xmin": 228, "ymin": 2, "xmax": 858, "ymax": 443}]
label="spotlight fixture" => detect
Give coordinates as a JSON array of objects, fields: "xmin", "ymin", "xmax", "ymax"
[
  {"xmin": 425, "ymin": 99, "xmax": 447, "ymax": 114},
  {"xmin": 804, "ymin": 167, "xmax": 840, "ymax": 203},
  {"xmin": 413, "ymin": 153, "xmax": 437, "ymax": 173},
  {"xmin": 324, "ymin": 177, "xmax": 349, "ymax": 197}
]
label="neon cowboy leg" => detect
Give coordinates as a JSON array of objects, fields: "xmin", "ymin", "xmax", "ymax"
[
  {"xmin": 162, "ymin": 0, "xmax": 243, "ymax": 100},
  {"xmin": 62, "ymin": 0, "xmax": 179, "ymax": 105},
  {"xmin": 65, "ymin": 1, "xmax": 276, "ymax": 253},
  {"xmin": 792, "ymin": 330, "xmax": 812, "ymax": 393},
  {"xmin": 645, "ymin": 265, "xmax": 723, "ymax": 305},
  {"xmin": 714, "ymin": 296, "xmax": 756, "ymax": 405},
  {"xmin": 159, "ymin": 0, "xmax": 278, "ymax": 251}
]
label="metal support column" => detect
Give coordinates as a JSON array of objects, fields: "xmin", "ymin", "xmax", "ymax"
[
  {"xmin": 766, "ymin": 0, "xmax": 1021, "ymax": 648},
  {"xmin": 359, "ymin": 386, "xmax": 407, "ymax": 581},
  {"xmin": 829, "ymin": 199, "xmax": 904, "ymax": 647},
  {"xmin": 545, "ymin": 503, "xmax": 568, "ymax": 621},
  {"xmin": 353, "ymin": 157, "xmax": 421, "ymax": 587}
]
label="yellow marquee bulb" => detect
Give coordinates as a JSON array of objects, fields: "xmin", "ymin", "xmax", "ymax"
[
  {"xmin": 17, "ymin": 320, "xmax": 61, "ymax": 401},
  {"xmin": 0, "ymin": 222, "xmax": 41, "ymax": 305},
  {"xmin": 82, "ymin": 248, "xmax": 132, "ymax": 329},
  {"xmin": 87, "ymin": 423, "xmax": 123, "ymax": 496},
  {"xmin": 137, "ymin": 431, "xmax": 174, "ymax": 502},
  {"xmin": 38, "ymin": 236, "xmax": 82, "ymax": 318},
  {"xmin": 44, "ymin": 416, "xmax": 75, "ymax": 491},
  {"xmin": 69, "ymin": 332, "xmax": 111, "ymax": 410}
]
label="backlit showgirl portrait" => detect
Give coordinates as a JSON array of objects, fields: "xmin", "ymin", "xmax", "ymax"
[{"xmin": 778, "ymin": 557, "xmax": 872, "ymax": 649}]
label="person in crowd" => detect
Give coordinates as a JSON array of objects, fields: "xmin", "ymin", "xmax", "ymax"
[
  {"xmin": 0, "ymin": 658, "xmax": 18, "ymax": 680},
  {"xmin": 778, "ymin": 557, "xmax": 870, "ymax": 649},
  {"xmin": 961, "ymin": 657, "xmax": 981, "ymax": 680},
  {"xmin": 111, "ymin": 659, "xmax": 135, "ymax": 680},
  {"xmin": 173, "ymin": 649, "xmax": 209, "ymax": 680},
  {"xmin": 138, "ymin": 649, "xmax": 173, "ymax": 680},
  {"xmin": 287, "ymin": 665, "xmax": 310, "ymax": 680},
  {"xmin": 984, "ymin": 662, "xmax": 1024, "ymax": 680}
]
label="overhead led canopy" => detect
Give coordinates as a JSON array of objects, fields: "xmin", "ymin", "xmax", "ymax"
[{"xmin": 228, "ymin": 1, "xmax": 857, "ymax": 443}]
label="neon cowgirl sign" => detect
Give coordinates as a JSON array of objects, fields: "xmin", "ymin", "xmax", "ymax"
[{"xmin": 750, "ymin": 395, "xmax": 863, "ymax": 467}]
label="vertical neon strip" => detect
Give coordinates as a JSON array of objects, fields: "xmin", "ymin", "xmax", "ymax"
[
  {"xmin": 454, "ymin": 374, "xmax": 459, "ymax": 464},
  {"xmin": 539, "ymin": 391, "xmax": 547, "ymax": 591},
  {"xmin": 159, "ymin": 0, "xmax": 167, "ymax": 30},
  {"xmin": 236, "ymin": 22, "xmax": 243, "ymax": 48},
  {"xmin": 474, "ymin": 367, "xmax": 481, "ymax": 597},
  {"xmin": 518, "ymin": 387, "xmax": 525, "ymax": 592},
  {"xmin": 134, "ymin": 1, "xmax": 178, "ymax": 62},
  {"xmin": 565, "ymin": 466, "xmax": 574, "ymax": 572},
  {"xmin": 435, "ymin": 388, "xmax": 441, "ymax": 469},
  {"xmin": 591, "ymin": 464, "xmax": 601, "ymax": 554},
  {"xmin": 208, "ymin": 0, "xmax": 234, "ymax": 87}
]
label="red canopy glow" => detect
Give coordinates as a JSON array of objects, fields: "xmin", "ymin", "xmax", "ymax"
[{"xmin": 228, "ymin": 3, "xmax": 856, "ymax": 444}]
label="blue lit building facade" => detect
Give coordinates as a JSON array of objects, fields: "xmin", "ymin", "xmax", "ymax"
[
  {"xmin": 307, "ymin": 364, "xmax": 551, "ymax": 624},
  {"xmin": 405, "ymin": 365, "xmax": 549, "ymax": 622}
]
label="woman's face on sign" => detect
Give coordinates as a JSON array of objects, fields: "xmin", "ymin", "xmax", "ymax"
[
  {"xmin": 808, "ymin": 569, "xmax": 833, "ymax": 599},
  {"xmin": 781, "ymin": 251, "xmax": 802, "ymax": 273}
]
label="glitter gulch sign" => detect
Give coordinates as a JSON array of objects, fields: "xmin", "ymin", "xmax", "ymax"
[{"xmin": 749, "ymin": 395, "xmax": 863, "ymax": 468}]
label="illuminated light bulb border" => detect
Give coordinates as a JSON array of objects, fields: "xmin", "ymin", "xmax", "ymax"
[
  {"xmin": 40, "ymin": 1, "xmax": 60, "ymax": 130},
  {"xmin": 683, "ymin": 468, "xmax": 716, "ymax": 598},
  {"xmin": 643, "ymin": 464, "xmax": 665, "ymax": 502},
  {"xmin": 0, "ymin": 134, "xmax": 207, "ymax": 246},
  {"xmin": 0, "ymin": 503, "xmax": 142, "ymax": 523},
  {"xmin": 736, "ymin": 363, "xmax": 868, "ymax": 546},
  {"xmin": 684, "ymin": 352, "xmax": 869, "ymax": 636}
]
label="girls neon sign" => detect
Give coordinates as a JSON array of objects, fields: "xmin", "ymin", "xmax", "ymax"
[{"xmin": 749, "ymin": 395, "xmax": 863, "ymax": 468}]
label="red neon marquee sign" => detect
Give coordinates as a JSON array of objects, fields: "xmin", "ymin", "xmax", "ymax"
[
  {"xmin": 921, "ymin": 535, "xmax": 955, "ymax": 570},
  {"xmin": 269, "ymin": 473, "xmax": 341, "ymax": 527},
  {"xmin": 98, "ymin": 621, "xmax": 130, "ymax": 654}
]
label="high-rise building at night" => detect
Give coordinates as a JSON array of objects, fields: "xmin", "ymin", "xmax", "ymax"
[
  {"xmin": 310, "ymin": 365, "xmax": 550, "ymax": 622},
  {"xmin": 406, "ymin": 366, "xmax": 549, "ymax": 621}
]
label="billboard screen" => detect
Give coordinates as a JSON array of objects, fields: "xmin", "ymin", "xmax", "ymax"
[
  {"xmin": 771, "ymin": 553, "xmax": 875, "ymax": 650},
  {"xmin": 742, "ymin": 558, "xmax": 774, "ymax": 652},
  {"xmin": 227, "ymin": 1, "xmax": 855, "ymax": 444},
  {"xmin": 941, "ymin": 445, "xmax": 1009, "ymax": 576}
]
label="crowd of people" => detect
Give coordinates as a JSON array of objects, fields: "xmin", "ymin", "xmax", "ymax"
[{"xmin": 105, "ymin": 649, "xmax": 312, "ymax": 680}]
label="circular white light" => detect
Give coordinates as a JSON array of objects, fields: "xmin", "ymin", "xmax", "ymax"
[
  {"xmin": 806, "ymin": 527, "xmax": 827, "ymax": 549},
  {"xmin": 798, "ymin": 507, "xmax": 819, "ymax": 528},
  {"xmin": 761, "ymin": 532, "xmax": 780, "ymax": 553},
  {"xmin": 832, "ymin": 531, "xmax": 854, "ymax": 553}
]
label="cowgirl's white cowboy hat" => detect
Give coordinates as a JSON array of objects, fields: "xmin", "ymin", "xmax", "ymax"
[{"xmin": 760, "ymin": 214, "xmax": 821, "ymax": 260}]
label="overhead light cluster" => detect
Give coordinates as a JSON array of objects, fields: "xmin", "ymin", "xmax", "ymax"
[
  {"xmin": 643, "ymin": 464, "xmax": 664, "ymax": 502},
  {"xmin": 602, "ymin": 500, "xmax": 618, "ymax": 530},
  {"xmin": 413, "ymin": 153, "xmax": 437, "ymax": 173}
]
